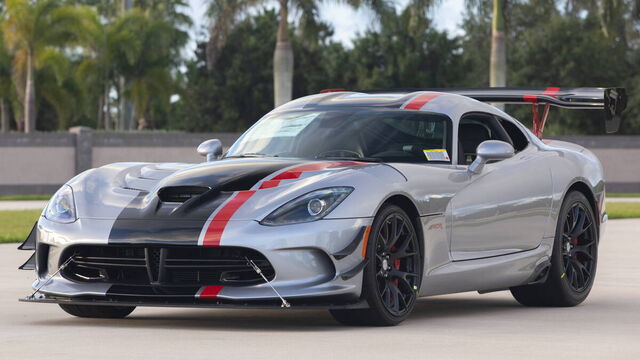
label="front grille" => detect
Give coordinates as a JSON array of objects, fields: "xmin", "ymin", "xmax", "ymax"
[{"xmin": 61, "ymin": 245, "xmax": 274, "ymax": 287}]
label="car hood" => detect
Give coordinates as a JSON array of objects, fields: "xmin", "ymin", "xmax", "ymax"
[{"xmin": 68, "ymin": 158, "xmax": 396, "ymax": 221}]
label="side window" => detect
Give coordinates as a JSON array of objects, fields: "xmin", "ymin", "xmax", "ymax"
[
  {"xmin": 498, "ymin": 118, "xmax": 529, "ymax": 152},
  {"xmin": 458, "ymin": 113, "xmax": 512, "ymax": 165}
]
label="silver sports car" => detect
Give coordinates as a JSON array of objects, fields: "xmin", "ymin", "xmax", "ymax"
[{"xmin": 19, "ymin": 87, "xmax": 626, "ymax": 326}]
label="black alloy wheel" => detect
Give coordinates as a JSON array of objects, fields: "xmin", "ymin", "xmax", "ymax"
[
  {"xmin": 561, "ymin": 202, "xmax": 597, "ymax": 292},
  {"xmin": 374, "ymin": 212, "xmax": 421, "ymax": 316},
  {"xmin": 510, "ymin": 191, "xmax": 598, "ymax": 307},
  {"xmin": 330, "ymin": 205, "xmax": 422, "ymax": 326}
]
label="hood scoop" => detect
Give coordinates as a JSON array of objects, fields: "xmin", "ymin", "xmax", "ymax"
[
  {"xmin": 158, "ymin": 186, "xmax": 211, "ymax": 203},
  {"xmin": 114, "ymin": 159, "xmax": 306, "ymax": 220}
]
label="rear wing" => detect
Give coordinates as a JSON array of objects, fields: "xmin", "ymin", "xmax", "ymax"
[{"xmin": 362, "ymin": 87, "xmax": 627, "ymax": 137}]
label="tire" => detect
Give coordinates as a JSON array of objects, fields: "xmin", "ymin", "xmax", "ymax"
[
  {"xmin": 59, "ymin": 304, "xmax": 136, "ymax": 318},
  {"xmin": 510, "ymin": 191, "xmax": 598, "ymax": 307},
  {"xmin": 330, "ymin": 205, "xmax": 422, "ymax": 326}
]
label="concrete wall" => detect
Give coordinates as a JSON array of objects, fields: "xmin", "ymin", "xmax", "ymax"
[
  {"xmin": 548, "ymin": 136, "xmax": 640, "ymax": 193},
  {"xmin": 0, "ymin": 130, "xmax": 638, "ymax": 195},
  {"xmin": 0, "ymin": 129, "xmax": 242, "ymax": 196}
]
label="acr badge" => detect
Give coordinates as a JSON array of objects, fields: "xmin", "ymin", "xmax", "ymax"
[{"xmin": 423, "ymin": 149, "xmax": 450, "ymax": 162}]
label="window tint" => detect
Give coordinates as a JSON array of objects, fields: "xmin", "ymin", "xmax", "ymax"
[
  {"xmin": 227, "ymin": 109, "xmax": 453, "ymax": 163},
  {"xmin": 499, "ymin": 118, "xmax": 529, "ymax": 152},
  {"xmin": 458, "ymin": 113, "xmax": 512, "ymax": 165}
]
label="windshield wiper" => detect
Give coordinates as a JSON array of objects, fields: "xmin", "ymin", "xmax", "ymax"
[{"xmin": 316, "ymin": 156, "xmax": 383, "ymax": 163}]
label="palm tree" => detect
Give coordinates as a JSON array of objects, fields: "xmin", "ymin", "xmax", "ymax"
[
  {"xmin": 2, "ymin": 0, "xmax": 88, "ymax": 132},
  {"xmin": 114, "ymin": 9, "xmax": 188, "ymax": 130},
  {"xmin": 206, "ymin": 0, "xmax": 392, "ymax": 107},
  {"xmin": 114, "ymin": 0, "xmax": 190, "ymax": 130},
  {"xmin": 490, "ymin": 0, "xmax": 506, "ymax": 89},
  {"xmin": 37, "ymin": 48, "xmax": 85, "ymax": 130},
  {"xmin": 77, "ymin": 9, "xmax": 145, "ymax": 130},
  {"xmin": 0, "ymin": 27, "xmax": 13, "ymax": 133}
]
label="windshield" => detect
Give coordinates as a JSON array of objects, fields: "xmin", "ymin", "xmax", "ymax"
[{"xmin": 226, "ymin": 109, "xmax": 452, "ymax": 163}]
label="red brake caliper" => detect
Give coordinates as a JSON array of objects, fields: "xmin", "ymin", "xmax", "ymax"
[
  {"xmin": 391, "ymin": 247, "xmax": 400, "ymax": 287},
  {"xmin": 571, "ymin": 236, "xmax": 579, "ymax": 259}
]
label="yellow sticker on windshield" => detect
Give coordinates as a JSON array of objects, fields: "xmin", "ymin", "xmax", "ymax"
[{"xmin": 423, "ymin": 149, "xmax": 450, "ymax": 162}]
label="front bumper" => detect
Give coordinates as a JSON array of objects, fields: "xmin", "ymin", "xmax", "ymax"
[{"xmin": 22, "ymin": 216, "xmax": 373, "ymax": 308}]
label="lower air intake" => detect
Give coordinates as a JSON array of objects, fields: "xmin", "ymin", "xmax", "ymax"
[{"xmin": 60, "ymin": 245, "xmax": 274, "ymax": 287}]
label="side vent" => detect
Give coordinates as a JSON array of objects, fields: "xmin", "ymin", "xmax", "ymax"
[{"xmin": 157, "ymin": 186, "xmax": 210, "ymax": 203}]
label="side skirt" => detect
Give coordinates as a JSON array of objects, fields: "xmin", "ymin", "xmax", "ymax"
[{"xmin": 419, "ymin": 244, "xmax": 552, "ymax": 297}]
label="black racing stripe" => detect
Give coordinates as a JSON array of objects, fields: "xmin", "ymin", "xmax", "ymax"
[
  {"xmin": 108, "ymin": 158, "xmax": 304, "ymax": 245},
  {"xmin": 108, "ymin": 189, "xmax": 234, "ymax": 245},
  {"xmin": 160, "ymin": 158, "xmax": 305, "ymax": 191}
]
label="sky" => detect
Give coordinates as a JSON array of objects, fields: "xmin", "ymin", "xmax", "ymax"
[{"xmin": 186, "ymin": 0, "xmax": 466, "ymax": 49}]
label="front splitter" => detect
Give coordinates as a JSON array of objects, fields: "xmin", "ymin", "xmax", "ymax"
[{"xmin": 19, "ymin": 294, "xmax": 369, "ymax": 310}]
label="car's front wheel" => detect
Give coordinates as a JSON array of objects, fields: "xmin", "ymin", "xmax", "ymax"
[
  {"xmin": 330, "ymin": 204, "xmax": 422, "ymax": 326},
  {"xmin": 510, "ymin": 191, "xmax": 598, "ymax": 306},
  {"xmin": 59, "ymin": 304, "xmax": 136, "ymax": 318}
]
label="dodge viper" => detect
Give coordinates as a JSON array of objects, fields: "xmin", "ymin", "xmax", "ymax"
[{"xmin": 19, "ymin": 87, "xmax": 626, "ymax": 326}]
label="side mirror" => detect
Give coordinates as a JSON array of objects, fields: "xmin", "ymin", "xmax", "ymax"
[
  {"xmin": 468, "ymin": 140, "xmax": 514, "ymax": 174},
  {"xmin": 197, "ymin": 139, "xmax": 223, "ymax": 162}
]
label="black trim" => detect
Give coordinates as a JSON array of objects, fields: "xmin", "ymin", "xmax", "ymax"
[
  {"xmin": 61, "ymin": 245, "xmax": 275, "ymax": 287},
  {"xmin": 19, "ymin": 295, "xmax": 369, "ymax": 310},
  {"xmin": 520, "ymin": 258, "xmax": 552, "ymax": 286},
  {"xmin": 359, "ymin": 87, "xmax": 627, "ymax": 133},
  {"xmin": 19, "ymin": 253, "xmax": 36, "ymax": 270},
  {"xmin": 340, "ymin": 258, "xmax": 368, "ymax": 280},
  {"xmin": 18, "ymin": 223, "xmax": 37, "ymax": 251},
  {"xmin": 332, "ymin": 227, "xmax": 365, "ymax": 260}
]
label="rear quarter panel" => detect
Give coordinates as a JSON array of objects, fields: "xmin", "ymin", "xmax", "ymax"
[{"xmin": 542, "ymin": 140, "xmax": 605, "ymax": 238}]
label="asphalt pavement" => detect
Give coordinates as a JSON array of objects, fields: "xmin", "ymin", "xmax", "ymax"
[{"xmin": 1, "ymin": 219, "xmax": 639, "ymax": 360}]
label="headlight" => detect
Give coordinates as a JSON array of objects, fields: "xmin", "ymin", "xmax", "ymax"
[
  {"xmin": 45, "ymin": 185, "xmax": 77, "ymax": 223},
  {"xmin": 261, "ymin": 187, "xmax": 354, "ymax": 226}
]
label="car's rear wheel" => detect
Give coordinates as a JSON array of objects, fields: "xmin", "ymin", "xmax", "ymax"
[
  {"xmin": 510, "ymin": 191, "xmax": 598, "ymax": 306},
  {"xmin": 59, "ymin": 304, "xmax": 136, "ymax": 318},
  {"xmin": 330, "ymin": 205, "xmax": 422, "ymax": 326}
]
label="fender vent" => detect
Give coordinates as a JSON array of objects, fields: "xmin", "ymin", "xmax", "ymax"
[{"xmin": 157, "ymin": 186, "xmax": 210, "ymax": 203}]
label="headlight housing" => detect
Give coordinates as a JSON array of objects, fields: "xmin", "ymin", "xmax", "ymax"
[
  {"xmin": 261, "ymin": 187, "xmax": 354, "ymax": 226},
  {"xmin": 45, "ymin": 185, "xmax": 77, "ymax": 223}
]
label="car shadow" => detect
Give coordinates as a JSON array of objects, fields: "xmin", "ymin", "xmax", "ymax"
[{"xmin": 28, "ymin": 296, "xmax": 523, "ymax": 332}]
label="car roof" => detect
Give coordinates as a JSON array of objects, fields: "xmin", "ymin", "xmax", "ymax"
[{"xmin": 272, "ymin": 91, "xmax": 517, "ymax": 126}]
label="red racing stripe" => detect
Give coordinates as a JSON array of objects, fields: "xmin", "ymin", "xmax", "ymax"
[
  {"xmin": 524, "ymin": 87, "xmax": 560, "ymax": 103},
  {"xmin": 258, "ymin": 161, "xmax": 363, "ymax": 189},
  {"xmin": 200, "ymin": 161, "xmax": 365, "ymax": 246},
  {"xmin": 403, "ymin": 93, "xmax": 441, "ymax": 110},
  {"xmin": 542, "ymin": 87, "xmax": 560, "ymax": 97},
  {"xmin": 198, "ymin": 285, "xmax": 223, "ymax": 299},
  {"xmin": 202, "ymin": 190, "xmax": 256, "ymax": 247},
  {"xmin": 258, "ymin": 180, "xmax": 280, "ymax": 189}
]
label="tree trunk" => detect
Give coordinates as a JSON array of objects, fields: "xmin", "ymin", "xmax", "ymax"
[
  {"xmin": 117, "ymin": 0, "xmax": 134, "ymax": 130},
  {"xmin": 104, "ymin": 83, "xmax": 112, "ymax": 131},
  {"xmin": 490, "ymin": 0, "xmax": 506, "ymax": 86},
  {"xmin": 24, "ymin": 52, "xmax": 36, "ymax": 133},
  {"xmin": 0, "ymin": 99, "xmax": 10, "ymax": 133},
  {"xmin": 273, "ymin": 0, "xmax": 293, "ymax": 107},
  {"xmin": 118, "ymin": 76, "xmax": 134, "ymax": 130},
  {"xmin": 97, "ymin": 93, "xmax": 104, "ymax": 129}
]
